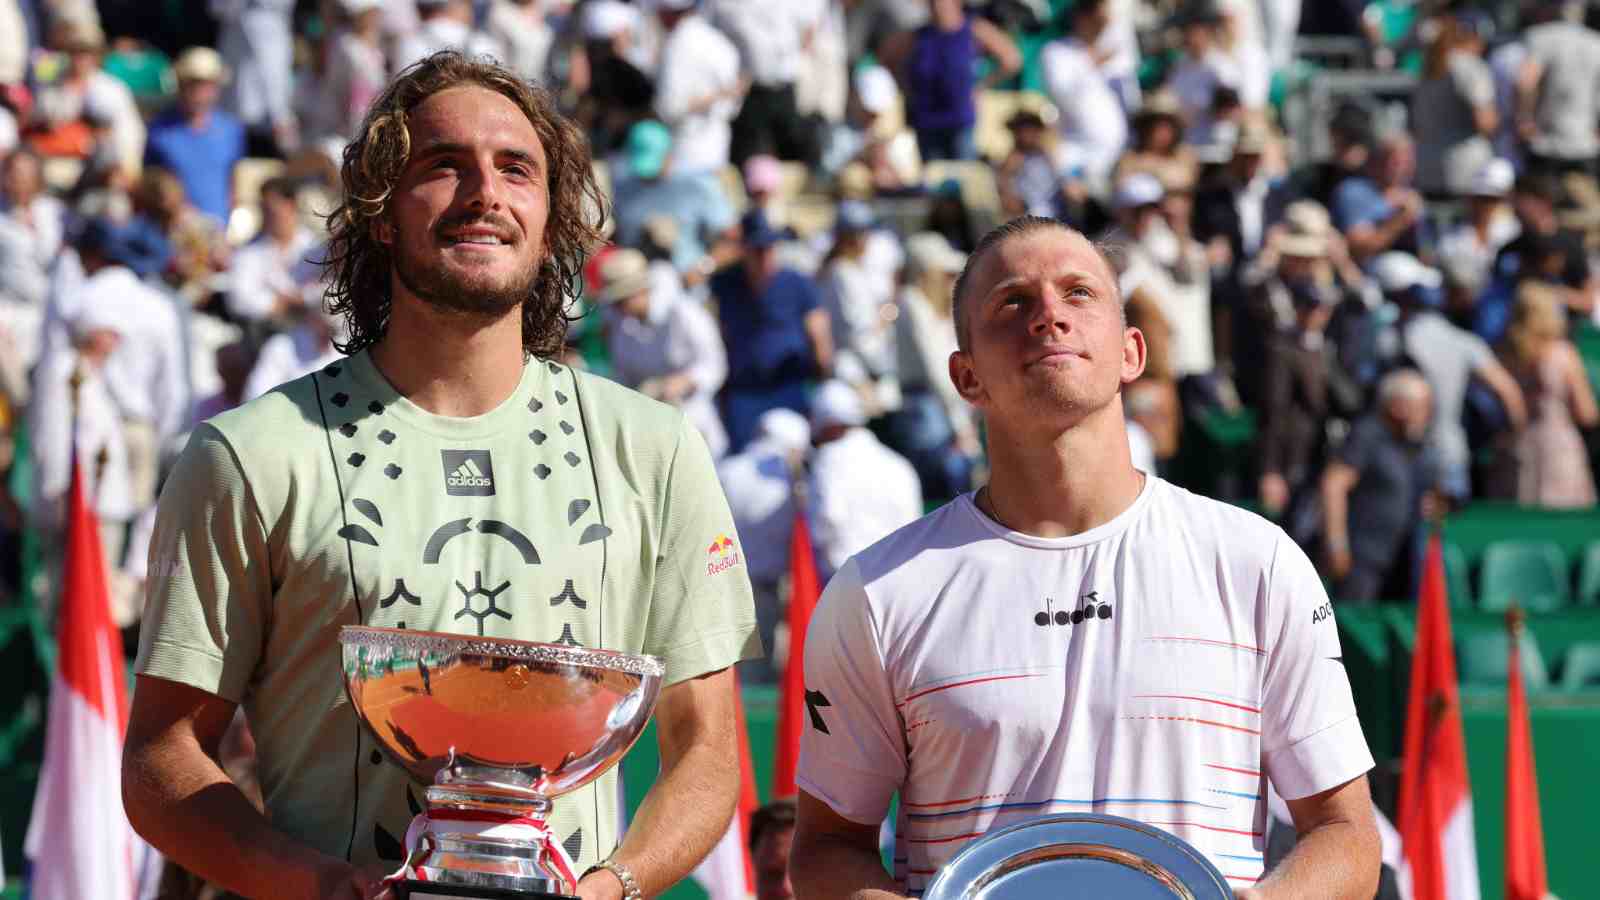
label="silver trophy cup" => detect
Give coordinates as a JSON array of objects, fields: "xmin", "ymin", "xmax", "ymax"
[{"xmin": 340, "ymin": 626, "xmax": 664, "ymax": 899}]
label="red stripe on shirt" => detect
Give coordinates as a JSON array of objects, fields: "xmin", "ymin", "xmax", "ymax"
[
  {"xmin": 1146, "ymin": 820, "xmax": 1265, "ymax": 837},
  {"xmin": 1133, "ymin": 694, "xmax": 1263, "ymax": 714},
  {"xmin": 1226, "ymin": 875, "xmax": 1263, "ymax": 883},
  {"xmin": 896, "ymin": 673, "xmax": 1044, "ymax": 707},
  {"xmin": 1145, "ymin": 636, "xmax": 1267, "ymax": 655},
  {"xmin": 901, "ymin": 792, "xmax": 1015, "ymax": 809},
  {"xmin": 1205, "ymin": 764, "xmax": 1262, "ymax": 777},
  {"xmin": 903, "ymin": 830, "xmax": 987, "ymax": 845},
  {"xmin": 1121, "ymin": 714, "xmax": 1262, "ymax": 735}
]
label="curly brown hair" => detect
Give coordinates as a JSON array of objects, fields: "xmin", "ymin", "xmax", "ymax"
[{"xmin": 322, "ymin": 51, "xmax": 608, "ymax": 359}]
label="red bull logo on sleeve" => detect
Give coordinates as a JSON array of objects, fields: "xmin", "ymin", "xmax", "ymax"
[{"xmin": 705, "ymin": 534, "xmax": 744, "ymax": 576}]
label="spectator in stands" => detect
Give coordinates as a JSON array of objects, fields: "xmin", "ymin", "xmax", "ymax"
[
  {"xmin": 486, "ymin": 0, "xmax": 555, "ymax": 87},
  {"xmin": 1115, "ymin": 89, "xmax": 1198, "ymax": 196},
  {"xmin": 1260, "ymin": 216, "xmax": 1363, "ymax": 522},
  {"xmin": 717, "ymin": 407, "xmax": 810, "ymax": 684},
  {"xmin": 1436, "ymin": 158, "xmax": 1519, "ymax": 312},
  {"xmin": 650, "ymin": 0, "xmax": 745, "ymax": 178},
  {"xmin": 1296, "ymin": 101, "xmax": 1374, "ymax": 212},
  {"xmin": 1165, "ymin": 1, "xmax": 1240, "ymax": 146},
  {"xmin": 610, "ymin": 119, "xmax": 738, "ymax": 281},
  {"xmin": 1480, "ymin": 173, "xmax": 1599, "ymax": 341},
  {"xmin": 571, "ymin": 1, "xmax": 653, "ymax": 155},
  {"xmin": 820, "ymin": 200, "xmax": 896, "ymax": 396},
  {"xmin": 795, "ymin": 0, "xmax": 848, "ymax": 128},
  {"xmin": 243, "ymin": 303, "xmax": 342, "ymax": 399},
  {"xmin": 1375, "ymin": 251, "xmax": 1526, "ymax": 500},
  {"xmin": 299, "ymin": 0, "xmax": 388, "ymax": 170},
  {"xmin": 227, "ymin": 176, "xmax": 315, "ymax": 328},
  {"xmin": 1114, "ymin": 174, "xmax": 1216, "ymax": 394},
  {"xmin": 1320, "ymin": 368, "xmax": 1438, "ymax": 604},
  {"xmin": 1332, "ymin": 132, "xmax": 1427, "ymax": 266},
  {"xmin": 1412, "ymin": 9, "xmax": 1497, "ymax": 198},
  {"xmin": 1039, "ymin": 0, "xmax": 1127, "ymax": 185},
  {"xmin": 743, "ymin": 154, "xmax": 790, "ymax": 229},
  {"xmin": 134, "ymin": 166, "xmax": 226, "ymax": 306},
  {"xmin": 0, "ymin": 147, "xmax": 66, "ymax": 270},
  {"xmin": 393, "ymin": 0, "xmax": 500, "ymax": 72},
  {"xmin": 1516, "ymin": 0, "xmax": 1600, "ymax": 193},
  {"xmin": 191, "ymin": 338, "xmax": 255, "ymax": 424},
  {"xmin": 28, "ymin": 293, "xmax": 134, "ymax": 602},
  {"xmin": 997, "ymin": 109, "xmax": 1085, "ymax": 221},
  {"xmin": 597, "ymin": 247, "xmax": 730, "ymax": 458},
  {"xmin": 713, "ymin": 208, "xmax": 832, "ymax": 452},
  {"xmin": 713, "ymin": 0, "xmax": 818, "ymax": 166},
  {"xmin": 819, "ymin": 63, "xmax": 920, "ymax": 193},
  {"xmin": 878, "ymin": 0, "xmax": 1019, "ymax": 162},
  {"xmin": 749, "ymin": 798, "xmax": 797, "ymax": 900},
  {"xmin": 29, "ymin": 18, "xmax": 145, "ymax": 176},
  {"xmin": 70, "ymin": 216, "xmax": 189, "ymax": 513},
  {"xmin": 891, "ymin": 230, "xmax": 977, "ymax": 499},
  {"xmin": 214, "ymin": 0, "xmax": 298, "ymax": 157},
  {"xmin": 1488, "ymin": 283, "xmax": 1598, "ymax": 507},
  {"xmin": 806, "ymin": 379, "xmax": 921, "ymax": 578},
  {"xmin": 145, "ymin": 46, "xmax": 246, "ymax": 226}
]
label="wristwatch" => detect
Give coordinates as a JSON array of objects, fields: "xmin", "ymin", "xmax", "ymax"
[{"xmin": 584, "ymin": 859, "xmax": 643, "ymax": 900}]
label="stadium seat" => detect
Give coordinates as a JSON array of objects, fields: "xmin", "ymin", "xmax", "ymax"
[
  {"xmin": 1577, "ymin": 543, "xmax": 1600, "ymax": 608},
  {"xmin": 1441, "ymin": 542, "xmax": 1473, "ymax": 608},
  {"xmin": 1477, "ymin": 540, "xmax": 1570, "ymax": 613},
  {"xmin": 1456, "ymin": 631, "xmax": 1549, "ymax": 688},
  {"xmin": 1560, "ymin": 642, "xmax": 1600, "ymax": 691}
]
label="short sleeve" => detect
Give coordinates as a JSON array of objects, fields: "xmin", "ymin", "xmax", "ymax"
[
  {"xmin": 795, "ymin": 559, "xmax": 907, "ymax": 825},
  {"xmin": 1449, "ymin": 55, "xmax": 1495, "ymax": 108},
  {"xmin": 1259, "ymin": 535, "xmax": 1375, "ymax": 799},
  {"xmin": 645, "ymin": 416, "xmax": 761, "ymax": 684},
  {"xmin": 1334, "ymin": 417, "xmax": 1378, "ymax": 472},
  {"xmin": 1464, "ymin": 331, "xmax": 1493, "ymax": 370},
  {"xmin": 135, "ymin": 425, "xmax": 272, "ymax": 703}
]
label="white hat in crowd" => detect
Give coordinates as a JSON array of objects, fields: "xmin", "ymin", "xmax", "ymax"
[
  {"xmin": 174, "ymin": 46, "xmax": 229, "ymax": 83},
  {"xmin": 1372, "ymin": 251, "xmax": 1443, "ymax": 294},
  {"xmin": 1113, "ymin": 173, "xmax": 1164, "ymax": 210},
  {"xmin": 811, "ymin": 380, "xmax": 867, "ymax": 432},
  {"xmin": 338, "ymin": 0, "xmax": 383, "ymax": 15},
  {"xmin": 642, "ymin": 0, "xmax": 697, "ymax": 12},
  {"xmin": 854, "ymin": 65, "xmax": 899, "ymax": 116},
  {"xmin": 584, "ymin": 0, "xmax": 638, "ymax": 40},
  {"xmin": 754, "ymin": 408, "xmax": 812, "ymax": 455},
  {"xmin": 1466, "ymin": 158, "xmax": 1515, "ymax": 199},
  {"xmin": 596, "ymin": 248, "xmax": 651, "ymax": 305}
]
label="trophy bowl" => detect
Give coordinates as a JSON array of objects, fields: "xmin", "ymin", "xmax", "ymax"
[
  {"xmin": 340, "ymin": 626, "xmax": 665, "ymax": 899},
  {"xmin": 921, "ymin": 813, "xmax": 1234, "ymax": 900}
]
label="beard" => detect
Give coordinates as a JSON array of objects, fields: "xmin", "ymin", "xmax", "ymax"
[{"xmin": 392, "ymin": 232, "xmax": 541, "ymax": 319}]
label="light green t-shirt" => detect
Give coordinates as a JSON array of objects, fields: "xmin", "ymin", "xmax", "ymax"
[{"xmin": 136, "ymin": 350, "xmax": 760, "ymax": 872}]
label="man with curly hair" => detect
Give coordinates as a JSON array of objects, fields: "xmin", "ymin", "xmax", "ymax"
[{"xmin": 124, "ymin": 51, "xmax": 759, "ymax": 899}]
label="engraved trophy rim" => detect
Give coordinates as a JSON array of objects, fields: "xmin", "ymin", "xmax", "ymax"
[{"xmin": 338, "ymin": 624, "xmax": 667, "ymax": 677}]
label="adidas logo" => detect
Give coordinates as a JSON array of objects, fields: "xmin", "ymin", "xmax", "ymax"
[{"xmin": 440, "ymin": 450, "xmax": 496, "ymax": 496}]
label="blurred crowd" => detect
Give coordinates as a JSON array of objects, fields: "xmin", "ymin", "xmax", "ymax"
[{"xmin": 2, "ymin": 0, "xmax": 1600, "ymax": 667}]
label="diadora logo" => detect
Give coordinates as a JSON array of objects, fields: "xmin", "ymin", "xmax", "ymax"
[
  {"xmin": 441, "ymin": 450, "xmax": 496, "ymax": 496},
  {"xmin": 706, "ymin": 534, "xmax": 744, "ymax": 576},
  {"xmin": 1034, "ymin": 591, "xmax": 1113, "ymax": 626}
]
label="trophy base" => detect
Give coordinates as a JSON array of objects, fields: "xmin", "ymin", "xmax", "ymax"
[{"xmin": 395, "ymin": 880, "xmax": 577, "ymax": 900}]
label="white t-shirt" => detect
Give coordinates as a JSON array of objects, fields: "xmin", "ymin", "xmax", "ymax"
[
  {"xmin": 652, "ymin": 15, "xmax": 743, "ymax": 176},
  {"xmin": 1038, "ymin": 38, "xmax": 1127, "ymax": 185},
  {"xmin": 797, "ymin": 476, "xmax": 1372, "ymax": 893}
]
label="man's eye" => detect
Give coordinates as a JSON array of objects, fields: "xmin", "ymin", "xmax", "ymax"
[{"xmin": 505, "ymin": 165, "xmax": 531, "ymax": 178}]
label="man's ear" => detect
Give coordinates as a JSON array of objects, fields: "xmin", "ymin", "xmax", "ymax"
[
  {"xmin": 1121, "ymin": 325, "xmax": 1147, "ymax": 385},
  {"xmin": 949, "ymin": 349, "xmax": 986, "ymax": 406}
]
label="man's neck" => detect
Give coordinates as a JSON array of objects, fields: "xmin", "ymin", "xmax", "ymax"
[
  {"xmin": 369, "ymin": 295, "xmax": 529, "ymax": 418},
  {"xmin": 185, "ymin": 106, "xmax": 211, "ymax": 129},
  {"xmin": 269, "ymin": 226, "xmax": 300, "ymax": 248},
  {"xmin": 980, "ymin": 402, "xmax": 1145, "ymax": 538}
]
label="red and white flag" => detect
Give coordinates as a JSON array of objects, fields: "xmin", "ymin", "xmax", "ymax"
[
  {"xmin": 24, "ymin": 455, "xmax": 157, "ymax": 898},
  {"xmin": 1396, "ymin": 534, "xmax": 1479, "ymax": 900},
  {"xmin": 1504, "ymin": 614, "xmax": 1548, "ymax": 900},
  {"xmin": 691, "ymin": 673, "xmax": 759, "ymax": 900},
  {"xmin": 772, "ymin": 509, "xmax": 821, "ymax": 799}
]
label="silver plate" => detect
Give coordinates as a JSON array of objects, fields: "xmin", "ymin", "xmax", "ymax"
[{"xmin": 921, "ymin": 814, "xmax": 1235, "ymax": 900}]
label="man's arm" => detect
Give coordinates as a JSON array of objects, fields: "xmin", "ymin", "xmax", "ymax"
[
  {"xmin": 1237, "ymin": 776, "xmax": 1380, "ymax": 900},
  {"xmin": 578, "ymin": 667, "xmax": 740, "ymax": 900},
  {"xmin": 1474, "ymin": 357, "xmax": 1528, "ymax": 429},
  {"xmin": 123, "ymin": 676, "xmax": 387, "ymax": 900},
  {"xmin": 1319, "ymin": 460, "xmax": 1360, "ymax": 580},
  {"xmin": 791, "ymin": 790, "xmax": 905, "ymax": 900},
  {"xmin": 805, "ymin": 307, "xmax": 835, "ymax": 377}
]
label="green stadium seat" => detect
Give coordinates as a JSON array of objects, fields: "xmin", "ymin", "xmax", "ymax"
[
  {"xmin": 1560, "ymin": 642, "xmax": 1600, "ymax": 690},
  {"xmin": 1442, "ymin": 542, "xmax": 1473, "ymax": 608},
  {"xmin": 1576, "ymin": 543, "xmax": 1600, "ymax": 608},
  {"xmin": 1457, "ymin": 631, "xmax": 1549, "ymax": 688},
  {"xmin": 1477, "ymin": 540, "xmax": 1570, "ymax": 613}
]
